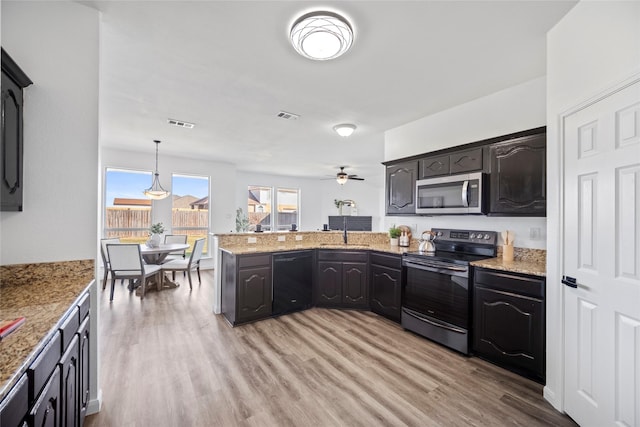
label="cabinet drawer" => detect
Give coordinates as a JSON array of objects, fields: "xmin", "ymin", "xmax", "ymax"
[
  {"xmin": 59, "ymin": 307, "xmax": 79, "ymax": 354},
  {"xmin": 369, "ymin": 252, "xmax": 401, "ymax": 270},
  {"xmin": 317, "ymin": 250, "xmax": 367, "ymax": 263},
  {"xmin": 474, "ymin": 268, "xmax": 544, "ymax": 299},
  {"xmin": 450, "ymin": 148, "xmax": 483, "ymax": 173},
  {"xmin": 78, "ymin": 292, "xmax": 90, "ymax": 320},
  {"xmin": 0, "ymin": 374, "xmax": 28, "ymax": 427},
  {"xmin": 28, "ymin": 332, "xmax": 61, "ymax": 402},
  {"xmin": 238, "ymin": 254, "xmax": 271, "ymax": 269}
]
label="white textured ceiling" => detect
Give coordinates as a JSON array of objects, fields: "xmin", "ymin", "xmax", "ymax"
[{"xmin": 91, "ymin": 0, "xmax": 576, "ymax": 182}]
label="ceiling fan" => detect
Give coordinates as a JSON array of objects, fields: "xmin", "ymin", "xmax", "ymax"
[{"xmin": 335, "ymin": 166, "xmax": 364, "ymax": 185}]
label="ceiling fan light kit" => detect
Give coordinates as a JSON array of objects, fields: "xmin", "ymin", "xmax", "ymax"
[
  {"xmin": 333, "ymin": 123, "xmax": 356, "ymax": 137},
  {"xmin": 143, "ymin": 139, "xmax": 171, "ymax": 200},
  {"xmin": 290, "ymin": 10, "xmax": 354, "ymax": 61},
  {"xmin": 335, "ymin": 166, "xmax": 364, "ymax": 185}
]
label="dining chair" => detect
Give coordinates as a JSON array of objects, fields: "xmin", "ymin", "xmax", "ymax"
[
  {"xmin": 100, "ymin": 238, "xmax": 121, "ymax": 289},
  {"xmin": 161, "ymin": 238, "xmax": 205, "ymax": 290},
  {"xmin": 163, "ymin": 234, "xmax": 188, "ymax": 264},
  {"xmin": 106, "ymin": 243, "xmax": 162, "ymax": 301}
]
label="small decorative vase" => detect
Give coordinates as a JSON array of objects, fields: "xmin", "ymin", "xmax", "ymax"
[
  {"xmin": 390, "ymin": 237, "xmax": 399, "ymax": 246},
  {"xmin": 148, "ymin": 233, "xmax": 162, "ymax": 248}
]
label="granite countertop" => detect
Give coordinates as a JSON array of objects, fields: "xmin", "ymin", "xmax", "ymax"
[
  {"xmin": 220, "ymin": 242, "xmax": 420, "ymax": 256},
  {"xmin": 0, "ymin": 259, "xmax": 94, "ymax": 400},
  {"xmin": 471, "ymin": 257, "xmax": 546, "ymax": 277}
]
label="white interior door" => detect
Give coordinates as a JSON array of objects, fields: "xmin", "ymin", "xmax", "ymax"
[{"xmin": 563, "ymin": 79, "xmax": 640, "ymax": 426}]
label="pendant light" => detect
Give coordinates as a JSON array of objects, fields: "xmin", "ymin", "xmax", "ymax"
[{"xmin": 143, "ymin": 140, "xmax": 170, "ymax": 200}]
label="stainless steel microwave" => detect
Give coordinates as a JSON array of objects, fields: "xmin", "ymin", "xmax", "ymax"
[{"xmin": 415, "ymin": 172, "xmax": 486, "ymax": 215}]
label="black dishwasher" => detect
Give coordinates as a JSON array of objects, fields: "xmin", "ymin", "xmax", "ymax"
[{"xmin": 272, "ymin": 251, "xmax": 313, "ymax": 316}]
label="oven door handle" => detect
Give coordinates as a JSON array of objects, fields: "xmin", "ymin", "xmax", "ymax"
[
  {"xmin": 403, "ymin": 308, "xmax": 467, "ymax": 334},
  {"xmin": 403, "ymin": 261, "xmax": 467, "ymax": 273},
  {"xmin": 461, "ymin": 180, "xmax": 469, "ymax": 207}
]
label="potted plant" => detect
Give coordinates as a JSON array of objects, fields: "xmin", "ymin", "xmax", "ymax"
[
  {"xmin": 147, "ymin": 222, "xmax": 166, "ymax": 247},
  {"xmin": 334, "ymin": 199, "xmax": 344, "ymax": 216},
  {"xmin": 389, "ymin": 224, "xmax": 402, "ymax": 246},
  {"xmin": 235, "ymin": 208, "xmax": 249, "ymax": 232}
]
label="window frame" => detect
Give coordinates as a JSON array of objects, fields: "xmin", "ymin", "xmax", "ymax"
[
  {"xmin": 171, "ymin": 173, "xmax": 211, "ymax": 256},
  {"xmin": 103, "ymin": 167, "xmax": 153, "ymax": 242}
]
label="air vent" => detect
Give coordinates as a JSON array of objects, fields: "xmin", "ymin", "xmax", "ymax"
[
  {"xmin": 167, "ymin": 118, "xmax": 195, "ymax": 129},
  {"xmin": 276, "ymin": 111, "xmax": 300, "ymax": 120}
]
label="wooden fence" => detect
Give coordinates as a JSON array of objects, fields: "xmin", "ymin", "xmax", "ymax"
[{"xmin": 105, "ymin": 207, "xmax": 208, "ymax": 237}]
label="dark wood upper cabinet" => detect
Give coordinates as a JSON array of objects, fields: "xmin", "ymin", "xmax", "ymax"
[
  {"xmin": 419, "ymin": 147, "xmax": 484, "ymax": 178},
  {"xmin": 1, "ymin": 48, "xmax": 33, "ymax": 212},
  {"xmin": 385, "ymin": 160, "xmax": 417, "ymax": 215},
  {"xmin": 488, "ymin": 132, "xmax": 546, "ymax": 216}
]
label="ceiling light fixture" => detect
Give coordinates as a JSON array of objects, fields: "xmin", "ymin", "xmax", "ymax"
[
  {"xmin": 290, "ymin": 11, "xmax": 354, "ymax": 61},
  {"xmin": 336, "ymin": 171, "xmax": 349, "ymax": 185},
  {"xmin": 333, "ymin": 123, "xmax": 356, "ymax": 137},
  {"xmin": 143, "ymin": 140, "xmax": 171, "ymax": 200}
]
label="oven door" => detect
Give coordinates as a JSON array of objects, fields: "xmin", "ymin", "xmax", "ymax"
[{"xmin": 402, "ymin": 261, "xmax": 469, "ymax": 328}]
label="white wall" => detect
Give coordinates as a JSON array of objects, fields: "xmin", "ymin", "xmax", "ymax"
[
  {"xmin": 384, "ymin": 77, "xmax": 547, "ymax": 249},
  {"xmin": 235, "ymin": 170, "xmax": 384, "ymax": 232},
  {"xmin": 0, "ymin": 1, "xmax": 99, "ymax": 265},
  {"xmin": 545, "ymin": 0, "xmax": 640, "ymax": 411}
]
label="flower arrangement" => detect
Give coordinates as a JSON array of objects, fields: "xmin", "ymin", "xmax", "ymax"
[
  {"xmin": 389, "ymin": 224, "xmax": 402, "ymax": 239},
  {"xmin": 149, "ymin": 222, "xmax": 166, "ymax": 235}
]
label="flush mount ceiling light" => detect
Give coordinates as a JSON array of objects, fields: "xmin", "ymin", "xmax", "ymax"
[
  {"xmin": 333, "ymin": 123, "xmax": 357, "ymax": 137},
  {"xmin": 290, "ymin": 11, "xmax": 354, "ymax": 60},
  {"xmin": 143, "ymin": 140, "xmax": 170, "ymax": 200}
]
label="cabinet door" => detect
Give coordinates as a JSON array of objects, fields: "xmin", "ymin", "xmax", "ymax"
[
  {"xmin": 29, "ymin": 367, "xmax": 61, "ymax": 427},
  {"xmin": 385, "ymin": 161, "xmax": 417, "ymax": 214},
  {"xmin": 316, "ymin": 261, "xmax": 342, "ymax": 306},
  {"xmin": 473, "ymin": 285, "xmax": 544, "ymax": 382},
  {"xmin": 419, "ymin": 154, "xmax": 449, "ymax": 178},
  {"xmin": 450, "ymin": 147, "xmax": 483, "ymax": 174},
  {"xmin": 0, "ymin": 72, "xmax": 24, "ymax": 211},
  {"xmin": 0, "ymin": 374, "xmax": 28, "ymax": 427},
  {"xmin": 489, "ymin": 134, "xmax": 546, "ymax": 216},
  {"xmin": 237, "ymin": 266, "xmax": 272, "ymax": 322},
  {"xmin": 59, "ymin": 336, "xmax": 79, "ymax": 427},
  {"xmin": 370, "ymin": 264, "xmax": 402, "ymax": 322},
  {"xmin": 342, "ymin": 262, "xmax": 368, "ymax": 308},
  {"xmin": 78, "ymin": 316, "xmax": 90, "ymax": 427}
]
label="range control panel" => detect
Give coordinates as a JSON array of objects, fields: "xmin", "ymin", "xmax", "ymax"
[{"xmin": 431, "ymin": 228, "xmax": 497, "ymax": 246}]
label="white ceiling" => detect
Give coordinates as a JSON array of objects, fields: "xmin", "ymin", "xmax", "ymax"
[{"xmin": 89, "ymin": 0, "xmax": 576, "ymax": 182}]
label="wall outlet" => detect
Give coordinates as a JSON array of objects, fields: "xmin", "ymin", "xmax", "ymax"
[
  {"xmin": 247, "ymin": 237, "xmax": 257, "ymax": 244},
  {"xmin": 295, "ymin": 235, "xmax": 303, "ymax": 241},
  {"xmin": 529, "ymin": 227, "xmax": 541, "ymax": 240},
  {"xmin": 278, "ymin": 235, "xmax": 286, "ymax": 242}
]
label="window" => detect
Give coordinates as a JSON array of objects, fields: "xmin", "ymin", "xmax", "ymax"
[
  {"xmin": 172, "ymin": 174, "xmax": 210, "ymax": 255},
  {"xmin": 276, "ymin": 188, "xmax": 299, "ymax": 230},
  {"xmin": 247, "ymin": 186, "xmax": 272, "ymax": 231},
  {"xmin": 104, "ymin": 168, "xmax": 152, "ymax": 243}
]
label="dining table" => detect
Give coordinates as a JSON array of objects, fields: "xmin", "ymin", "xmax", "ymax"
[{"xmin": 138, "ymin": 243, "xmax": 190, "ymax": 292}]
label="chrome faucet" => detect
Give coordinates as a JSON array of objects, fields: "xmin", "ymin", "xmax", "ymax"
[{"xmin": 343, "ymin": 216, "xmax": 348, "ymax": 244}]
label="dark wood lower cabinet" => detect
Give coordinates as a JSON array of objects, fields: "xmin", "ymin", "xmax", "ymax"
[
  {"xmin": 221, "ymin": 252, "xmax": 273, "ymax": 325},
  {"xmin": 473, "ymin": 268, "xmax": 545, "ymax": 383},
  {"xmin": 29, "ymin": 368, "xmax": 61, "ymax": 427},
  {"xmin": 369, "ymin": 252, "xmax": 402, "ymax": 322},
  {"xmin": 60, "ymin": 336, "xmax": 79, "ymax": 427},
  {"xmin": 0, "ymin": 290, "xmax": 91, "ymax": 427},
  {"xmin": 78, "ymin": 316, "xmax": 90, "ymax": 427},
  {"xmin": 315, "ymin": 251, "xmax": 368, "ymax": 309}
]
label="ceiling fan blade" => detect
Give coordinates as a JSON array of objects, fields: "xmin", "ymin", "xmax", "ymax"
[{"xmin": 348, "ymin": 175, "xmax": 365, "ymax": 181}]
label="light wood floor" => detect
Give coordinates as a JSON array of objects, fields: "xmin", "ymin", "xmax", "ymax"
[{"xmin": 86, "ymin": 270, "xmax": 577, "ymax": 427}]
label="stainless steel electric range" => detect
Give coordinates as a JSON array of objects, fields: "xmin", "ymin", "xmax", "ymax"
[{"xmin": 401, "ymin": 228, "xmax": 497, "ymax": 354}]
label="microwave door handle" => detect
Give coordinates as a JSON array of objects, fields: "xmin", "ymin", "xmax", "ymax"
[{"xmin": 461, "ymin": 180, "xmax": 469, "ymax": 207}]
